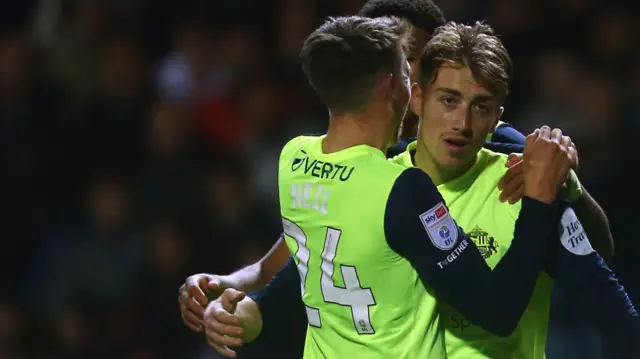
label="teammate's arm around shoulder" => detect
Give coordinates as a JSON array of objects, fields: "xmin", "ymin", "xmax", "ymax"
[{"xmin": 384, "ymin": 127, "xmax": 573, "ymax": 337}]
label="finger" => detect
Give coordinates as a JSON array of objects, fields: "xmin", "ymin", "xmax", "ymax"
[
  {"xmin": 181, "ymin": 302, "xmax": 203, "ymax": 324},
  {"xmin": 206, "ymin": 327, "xmax": 244, "ymax": 347},
  {"xmin": 498, "ymin": 160, "xmax": 522, "ymax": 193},
  {"xmin": 212, "ymin": 309, "xmax": 241, "ymax": 326},
  {"xmin": 206, "ymin": 326, "xmax": 244, "ymax": 347},
  {"xmin": 538, "ymin": 126, "xmax": 551, "ymax": 140},
  {"xmin": 500, "ymin": 165, "xmax": 524, "ymax": 202},
  {"xmin": 550, "ymin": 128, "xmax": 563, "ymax": 144},
  {"xmin": 188, "ymin": 284, "xmax": 209, "ymax": 306},
  {"xmin": 525, "ymin": 129, "xmax": 538, "ymax": 149},
  {"xmin": 208, "ymin": 279, "xmax": 221, "ymax": 291},
  {"xmin": 507, "ymin": 184, "xmax": 525, "ymax": 204},
  {"xmin": 206, "ymin": 317, "xmax": 245, "ymax": 337},
  {"xmin": 560, "ymin": 135, "xmax": 572, "ymax": 149},
  {"xmin": 185, "ymin": 297, "xmax": 205, "ymax": 318},
  {"xmin": 222, "ymin": 289, "xmax": 246, "ymax": 312},
  {"xmin": 182, "ymin": 314, "xmax": 203, "ymax": 332},
  {"xmin": 567, "ymin": 146, "xmax": 578, "ymax": 170},
  {"xmin": 206, "ymin": 338, "xmax": 237, "ymax": 358},
  {"xmin": 505, "ymin": 153, "xmax": 522, "ymax": 167}
]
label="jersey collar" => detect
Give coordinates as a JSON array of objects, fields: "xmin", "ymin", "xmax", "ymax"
[
  {"xmin": 307, "ymin": 135, "xmax": 387, "ymax": 162},
  {"xmin": 397, "ymin": 140, "xmax": 486, "ymax": 194}
]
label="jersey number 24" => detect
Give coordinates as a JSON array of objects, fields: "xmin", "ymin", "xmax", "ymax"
[{"xmin": 283, "ymin": 218, "xmax": 376, "ymax": 335}]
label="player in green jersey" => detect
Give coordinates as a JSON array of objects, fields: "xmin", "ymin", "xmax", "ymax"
[
  {"xmin": 395, "ymin": 21, "xmax": 554, "ymax": 359},
  {"xmin": 201, "ymin": 16, "xmax": 576, "ymax": 358},
  {"xmin": 392, "ymin": 21, "xmax": 637, "ymax": 359}
]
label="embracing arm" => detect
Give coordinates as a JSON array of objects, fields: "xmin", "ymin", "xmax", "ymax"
[
  {"xmin": 219, "ymin": 236, "xmax": 291, "ymax": 292},
  {"xmin": 570, "ymin": 187, "xmax": 614, "ymax": 260},
  {"xmin": 548, "ymin": 205, "xmax": 636, "ymax": 357},
  {"xmin": 245, "ymin": 257, "xmax": 303, "ymax": 342},
  {"xmin": 384, "ymin": 168, "xmax": 557, "ymax": 337},
  {"xmin": 487, "ymin": 123, "xmax": 614, "ymax": 261}
]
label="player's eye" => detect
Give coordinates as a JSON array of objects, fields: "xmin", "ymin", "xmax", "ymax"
[
  {"xmin": 440, "ymin": 96, "xmax": 458, "ymax": 107},
  {"xmin": 472, "ymin": 103, "xmax": 490, "ymax": 114}
]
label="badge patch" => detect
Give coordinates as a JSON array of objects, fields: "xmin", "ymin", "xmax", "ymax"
[
  {"xmin": 419, "ymin": 202, "xmax": 458, "ymax": 250},
  {"xmin": 468, "ymin": 226, "xmax": 500, "ymax": 259},
  {"xmin": 559, "ymin": 207, "xmax": 593, "ymax": 256}
]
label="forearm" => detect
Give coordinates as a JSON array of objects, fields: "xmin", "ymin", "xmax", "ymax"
[
  {"xmin": 220, "ymin": 263, "xmax": 262, "ymax": 292},
  {"xmin": 572, "ymin": 188, "xmax": 614, "ymax": 261},
  {"xmin": 221, "ymin": 236, "xmax": 290, "ymax": 292},
  {"xmin": 234, "ymin": 297, "xmax": 263, "ymax": 343}
]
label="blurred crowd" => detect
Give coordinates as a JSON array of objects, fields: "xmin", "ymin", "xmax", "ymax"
[{"xmin": 0, "ymin": 0, "xmax": 638, "ymax": 358}]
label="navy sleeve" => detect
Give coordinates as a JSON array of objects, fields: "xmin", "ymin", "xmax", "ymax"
[
  {"xmin": 246, "ymin": 258, "xmax": 303, "ymax": 334},
  {"xmin": 484, "ymin": 122, "xmax": 525, "ymax": 154},
  {"xmin": 384, "ymin": 168, "xmax": 558, "ymax": 337},
  {"xmin": 549, "ymin": 205, "xmax": 637, "ymax": 332},
  {"xmin": 490, "ymin": 122, "xmax": 526, "ymax": 145}
]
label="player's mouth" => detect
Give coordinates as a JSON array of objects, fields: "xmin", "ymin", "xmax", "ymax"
[{"xmin": 443, "ymin": 138, "xmax": 470, "ymax": 153}]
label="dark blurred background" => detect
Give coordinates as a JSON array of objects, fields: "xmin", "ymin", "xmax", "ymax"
[{"xmin": 0, "ymin": 0, "xmax": 638, "ymax": 358}]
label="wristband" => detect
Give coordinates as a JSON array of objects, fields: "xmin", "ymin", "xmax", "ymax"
[{"xmin": 564, "ymin": 170, "xmax": 583, "ymax": 204}]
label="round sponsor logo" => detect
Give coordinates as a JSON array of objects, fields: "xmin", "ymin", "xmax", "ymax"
[{"xmin": 439, "ymin": 226, "xmax": 450, "ymax": 239}]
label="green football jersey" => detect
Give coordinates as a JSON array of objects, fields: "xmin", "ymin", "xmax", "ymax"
[
  {"xmin": 278, "ymin": 135, "xmax": 446, "ymax": 359},
  {"xmin": 393, "ymin": 141, "xmax": 553, "ymax": 359}
]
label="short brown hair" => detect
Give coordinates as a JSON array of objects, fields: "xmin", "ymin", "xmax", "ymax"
[
  {"xmin": 418, "ymin": 21, "xmax": 512, "ymax": 101},
  {"xmin": 300, "ymin": 16, "xmax": 411, "ymax": 114}
]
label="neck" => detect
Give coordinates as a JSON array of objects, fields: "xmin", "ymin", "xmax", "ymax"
[
  {"xmin": 323, "ymin": 107, "xmax": 391, "ymax": 154},
  {"xmin": 414, "ymin": 140, "xmax": 475, "ymax": 186}
]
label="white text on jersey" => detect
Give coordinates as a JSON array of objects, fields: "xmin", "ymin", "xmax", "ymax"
[{"xmin": 291, "ymin": 183, "xmax": 331, "ymax": 215}]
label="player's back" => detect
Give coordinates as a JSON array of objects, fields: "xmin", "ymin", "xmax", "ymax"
[{"xmin": 278, "ymin": 135, "xmax": 445, "ymax": 359}]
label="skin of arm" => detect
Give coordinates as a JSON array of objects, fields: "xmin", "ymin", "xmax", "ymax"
[
  {"xmin": 218, "ymin": 236, "xmax": 290, "ymax": 292},
  {"xmin": 571, "ymin": 188, "xmax": 614, "ymax": 260}
]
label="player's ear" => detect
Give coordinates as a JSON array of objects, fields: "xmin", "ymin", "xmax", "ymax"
[
  {"xmin": 489, "ymin": 106, "xmax": 505, "ymax": 133},
  {"xmin": 410, "ymin": 83, "xmax": 422, "ymax": 116},
  {"xmin": 378, "ymin": 73, "xmax": 395, "ymax": 101}
]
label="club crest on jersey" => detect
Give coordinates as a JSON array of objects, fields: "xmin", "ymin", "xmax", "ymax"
[
  {"xmin": 559, "ymin": 207, "xmax": 593, "ymax": 256},
  {"xmin": 468, "ymin": 226, "xmax": 499, "ymax": 259},
  {"xmin": 419, "ymin": 202, "xmax": 458, "ymax": 250}
]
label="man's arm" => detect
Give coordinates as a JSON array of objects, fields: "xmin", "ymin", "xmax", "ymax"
[
  {"xmin": 547, "ymin": 205, "xmax": 637, "ymax": 357},
  {"xmin": 548, "ymin": 206, "xmax": 636, "ymax": 325},
  {"xmin": 242, "ymin": 258, "xmax": 302, "ymax": 342},
  {"xmin": 202, "ymin": 259, "xmax": 306, "ymax": 358},
  {"xmin": 384, "ymin": 168, "xmax": 557, "ymax": 337},
  {"xmin": 219, "ymin": 236, "xmax": 291, "ymax": 291},
  {"xmin": 486, "ymin": 127, "xmax": 615, "ymax": 261},
  {"xmin": 180, "ymin": 236, "xmax": 290, "ymax": 332},
  {"xmin": 571, "ymin": 188, "xmax": 614, "ymax": 259}
]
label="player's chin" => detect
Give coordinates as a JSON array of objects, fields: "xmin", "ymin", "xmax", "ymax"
[{"xmin": 438, "ymin": 152, "xmax": 472, "ymax": 169}]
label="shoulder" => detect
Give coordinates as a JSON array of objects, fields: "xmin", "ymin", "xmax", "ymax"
[
  {"xmin": 279, "ymin": 135, "xmax": 320, "ymax": 161},
  {"xmin": 385, "ymin": 168, "xmax": 437, "ymax": 208},
  {"xmin": 282, "ymin": 135, "xmax": 318, "ymax": 151},
  {"xmin": 477, "ymin": 148, "xmax": 509, "ymax": 173},
  {"xmin": 387, "ymin": 137, "xmax": 416, "ymax": 158},
  {"xmin": 490, "ymin": 121, "xmax": 526, "ymax": 145}
]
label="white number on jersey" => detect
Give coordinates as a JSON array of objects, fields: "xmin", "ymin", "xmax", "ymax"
[{"xmin": 282, "ymin": 218, "xmax": 376, "ymax": 334}]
